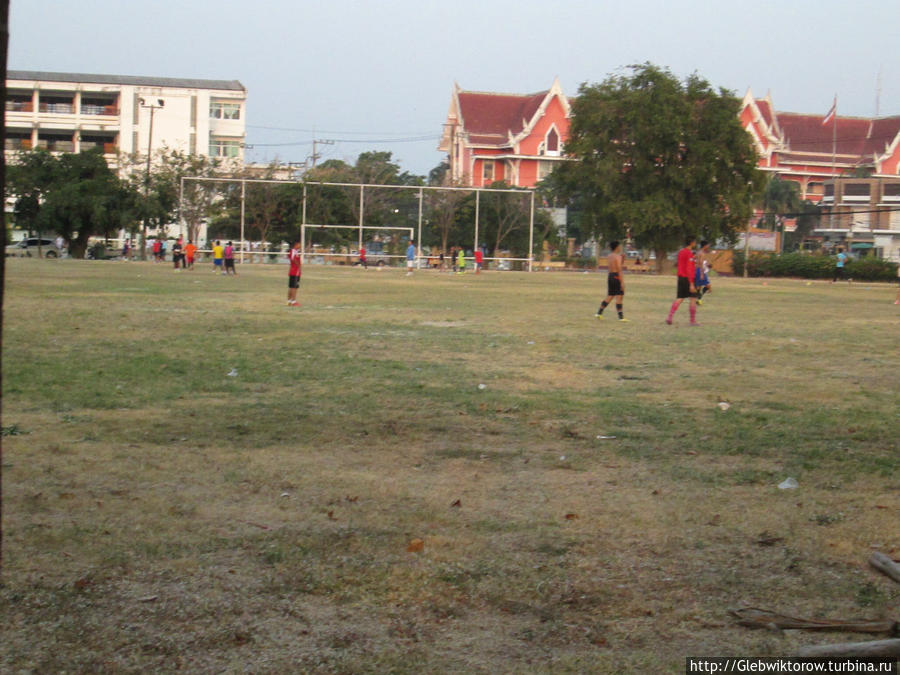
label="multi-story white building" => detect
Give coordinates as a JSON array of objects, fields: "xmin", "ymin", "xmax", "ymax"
[{"xmin": 5, "ymin": 70, "xmax": 247, "ymax": 164}]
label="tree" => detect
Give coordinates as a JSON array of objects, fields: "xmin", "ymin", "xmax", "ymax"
[
  {"xmin": 121, "ymin": 148, "xmax": 232, "ymax": 248},
  {"xmin": 759, "ymin": 176, "xmax": 801, "ymax": 253},
  {"xmin": 6, "ymin": 149, "xmax": 58, "ymax": 256},
  {"xmin": 212, "ymin": 163, "xmax": 303, "ymax": 247},
  {"xmin": 425, "ymin": 164, "xmax": 470, "ymax": 254},
  {"xmin": 480, "ymin": 181, "xmax": 532, "ymax": 256},
  {"xmin": 549, "ymin": 63, "xmax": 765, "ymax": 267},
  {"xmin": 303, "ymin": 152, "xmax": 424, "ymax": 250},
  {"xmin": 31, "ymin": 150, "xmax": 135, "ymax": 257}
]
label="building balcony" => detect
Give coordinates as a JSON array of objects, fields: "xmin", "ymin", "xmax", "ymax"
[
  {"xmin": 79, "ymin": 141, "xmax": 117, "ymax": 154},
  {"xmin": 80, "ymin": 104, "xmax": 119, "ymax": 116},
  {"xmin": 39, "ymin": 102, "xmax": 75, "ymax": 114},
  {"xmin": 6, "ymin": 101, "xmax": 34, "ymax": 112},
  {"xmin": 35, "ymin": 139, "xmax": 74, "ymax": 152},
  {"xmin": 5, "ymin": 138, "xmax": 33, "ymax": 151}
]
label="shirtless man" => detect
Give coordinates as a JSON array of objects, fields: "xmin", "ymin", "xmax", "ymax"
[{"xmin": 595, "ymin": 240, "xmax": 629, "ymax": 322}]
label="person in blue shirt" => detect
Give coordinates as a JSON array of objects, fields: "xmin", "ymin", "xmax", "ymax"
[
  {"xmin": 832, "ymin": 247, "xmax": 849, "ymax": 284},
  {"xmin": 406, "ymin": 241, "xmax": 416, "ymax": 276}
]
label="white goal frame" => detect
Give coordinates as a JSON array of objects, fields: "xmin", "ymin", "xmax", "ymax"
[
  {"xmin": 180, "ymin": 176, "xmax": 537, "ymax": 270},
  {"xmin": 300, "ymin": 223, "xmax": 415, "ymax": 265}
]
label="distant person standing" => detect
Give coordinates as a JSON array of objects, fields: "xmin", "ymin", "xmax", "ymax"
[
  {"xmin": 457, "ymin": 248, "xmax": 466, "ymax": 274},
  {"xmin": 152, "ymin": 238, "xmax": 162, "ymax": 262},
  {"xmin": 359, "ymin": 246, "xmax": 368, "ymax": 269},
  {"xmin": 224, "ymin": 241, "xmax": 237, "ymax": 275},
  {"xmin": 122, "ymin": 238, "xmax": 130, "ymax": 261},
  {"xmin": 212, "ymin": 240, "xmax": 225, "ymax": 274},
  {"xmin": 159, "ymin": 239, "xmax": 167, "ymax": 263},
  {"xmin": 184, "ymin": 240, "xmax": 197, "ymax": 270},
  {"xmin": 666, "ymin": 236, "xmax": 699, "ymax": 326},
  {"xmin": 287, "ymin": 240, "xmax": 302, "ymax": 306},
  {"xmin": 172, "ymin": 237, "xmax": 183, "ymax": 270},
  {"xmin": 596, "ymin": 240, "xmax": 628, "ymax": 321},
  {"xmin": 406, "ymin": 241, "xmax": 416, "ymax": 276},
  {"xmin": 474, "ymin": 247, "xmax": 484, "ymax": 274},
  {"xmin": 832, "ymin": 247, "xmax": 849, "ymax": 284},
  {"xmin": 695, "ymin": 240, "xmax": 712, "ymax": 304}
]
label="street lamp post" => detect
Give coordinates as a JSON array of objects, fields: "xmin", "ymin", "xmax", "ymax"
[{"xmin": 139, "ymin": 98, "xmax": 164, "ymax": 260}]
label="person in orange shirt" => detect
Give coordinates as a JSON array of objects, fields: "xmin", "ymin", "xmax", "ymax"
[{"xmin": 184, "ymin": 240, "xmax": 197, "ymax": 270}]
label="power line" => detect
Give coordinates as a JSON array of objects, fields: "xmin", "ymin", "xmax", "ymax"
[
  {"xmin": 247, "ymin": 123, "xmax": 436, "ymax": 136},
  {"xmin": 249, "ymin": 134, "xmax": 439, "ymax": 148}
]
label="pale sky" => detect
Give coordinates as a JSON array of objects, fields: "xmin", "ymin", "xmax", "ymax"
[{"xmin": 9, "ymin": 0, "xmax": 900, "ymax": 176}]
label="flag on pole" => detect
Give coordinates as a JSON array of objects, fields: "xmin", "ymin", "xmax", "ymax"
[{"xmin": 822, "ymin": 96, "xmax": 836, "ymax": 126}]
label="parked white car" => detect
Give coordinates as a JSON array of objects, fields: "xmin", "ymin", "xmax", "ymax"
[{"xmin": 5, "ymin": 237, "xmax": 63, "ymax": 258}]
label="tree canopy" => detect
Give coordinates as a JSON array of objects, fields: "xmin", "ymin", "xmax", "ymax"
[
  {"xmin": 548, "ymin": 63, "xmax": 765, "ymax": 261},
  {"xmin": 7, "ymin": 149, "xmax": 136, "ymax": 257}
]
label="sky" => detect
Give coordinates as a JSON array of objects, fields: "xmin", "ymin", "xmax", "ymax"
[{"xmin": 9, "ymin": 0, "xmax": 900, "ymax": 177}]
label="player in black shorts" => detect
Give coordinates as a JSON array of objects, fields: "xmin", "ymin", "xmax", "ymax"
[{"xmin": 595, "ymin": 240, "xmax": 628, "ymax": 322}]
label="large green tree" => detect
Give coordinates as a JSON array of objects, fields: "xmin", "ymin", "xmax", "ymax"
[
  {"xmin": 550, "ymin": 63, "xmax": 764, "ymax": 266},
  {"xmin": 6, "ymin": 149, "xmax": 57, "ymax": 256},
  {"xmin": 7, "ymin": 149, "xmax": 137, "ymax": 258},
  {"xmin": 302, "ymin": 152, "xmax": 423, "ymax": 251}
]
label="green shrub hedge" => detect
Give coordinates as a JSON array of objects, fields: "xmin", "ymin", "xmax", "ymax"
[{"xmin": 730, "ymin": 252, "xmax": 898, "ymax": 281}]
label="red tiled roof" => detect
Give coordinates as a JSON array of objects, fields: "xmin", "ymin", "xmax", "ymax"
[
  {"xmin": 774, "ymin": 110, "xmax": 900, "ymax": 160},
  {"xmin": 457, "ymin": 90, "xmax": 547, "ymax": 145},
  {"xmin": 864, "ymin": 117, "xmax": 900, "ymax": 155},
  {"xmin": 778, "ymin": 113, "xmax": 870, "ymax": 156},
  {"xmin": 756, "ymin": 99, "xmax": 774, "ymax": 129}
]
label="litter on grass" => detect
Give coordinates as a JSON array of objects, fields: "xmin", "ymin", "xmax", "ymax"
[{"xmin": 778, "ymin": 477, "xmax": 799, "ymax": 490}]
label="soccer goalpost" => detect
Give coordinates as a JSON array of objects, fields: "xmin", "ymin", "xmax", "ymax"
[
  {"xmin": 180, "ymin": 176, "xmax": 536, "ymax": 270},
  {"xmin": 300, "ymin": 223, "xmax": 414, "ymax": 266}
]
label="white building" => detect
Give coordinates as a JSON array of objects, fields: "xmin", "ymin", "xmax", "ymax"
[{"xmin": 5, "ymin": 70, "xmax": 246, "ymax": 164}]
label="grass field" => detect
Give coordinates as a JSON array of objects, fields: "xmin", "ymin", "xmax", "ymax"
[{"xmin": 2, "ymin": 258, "xmax": 898, "ymax": 673}]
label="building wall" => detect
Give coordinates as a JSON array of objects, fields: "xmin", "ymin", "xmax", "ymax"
[{"xmin": 5, "ymin": 75, "xmax": 246, "ymax": 165}]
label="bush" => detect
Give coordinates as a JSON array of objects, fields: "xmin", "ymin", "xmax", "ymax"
[{"xmin": 730, "ymin": 251, "xmax": 898, "ymax": 281}]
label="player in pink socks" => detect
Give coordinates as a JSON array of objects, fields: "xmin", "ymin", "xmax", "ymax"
[{"xmin": 666, "ymin": 236, "xmax": 699, "ymax": 326}]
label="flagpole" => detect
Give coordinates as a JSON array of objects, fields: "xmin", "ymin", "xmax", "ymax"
[
  {"xmin": 829, "ymin": 95, "xmax": 837, "ymax": 229},
  {"xmin": 831, "ymin": 95, "xmax": 837, "ymax": 178}
]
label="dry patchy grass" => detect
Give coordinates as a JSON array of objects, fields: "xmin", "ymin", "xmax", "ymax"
[{"xmin": 2, "ymin": 259, "xmax": 898, "ymax": 673}]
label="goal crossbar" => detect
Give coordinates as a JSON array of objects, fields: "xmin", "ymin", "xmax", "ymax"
[
  {"xmin": 300, "ymin": 223, "xmax": 414, "ymax": 263},
  {"xmin": 180, "ymin": 176, "xmax": 537, "ymax": 270}
]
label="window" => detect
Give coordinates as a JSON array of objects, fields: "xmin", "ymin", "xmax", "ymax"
[
  {"xmin": 209, "ymin": 138, "xmax": 242, "ymax": 158},
  {"xmin": 505, "ymin": 161, "xmax": 516, "ymax": 184},
  {"xmin": 538, "ymin": 160, "xmax": 554, "ymax": 181},
  {"xmin": 482, "ymin": 160, "xmax": 494, "ymax": 183},
  {"xmin": 210, "ymin": 101, "xmax": 241, "ymax": 120},
  {"xmin": 545, "ymin": 126, "xmax": 560, "ymax": 155},
  {"xmin": 844, "ymin": 183, "xmax": 870, "ymax": 197}
]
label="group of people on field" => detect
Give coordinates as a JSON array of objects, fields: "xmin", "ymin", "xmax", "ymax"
[
  {"xmin": 210, "ymin": 240, "xmax": 238, "ymax": 275},
  {"xmin": 596, "ymin": 236, "xmax": 712, "ymax": 324},
  {"xmin": 357, "ymin": 244, "xmax": 485, "ymax": 275}
]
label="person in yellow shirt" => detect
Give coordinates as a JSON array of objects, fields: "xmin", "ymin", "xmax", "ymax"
[{"xmin": 212, "ymin": 240, "xmax": 224, "ymax": 274}]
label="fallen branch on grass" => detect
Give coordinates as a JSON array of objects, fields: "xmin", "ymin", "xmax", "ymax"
[
  {"xmin": 795, "ymin": 639, "xmax": 900, "ymax": 659},
  {"xmin": 238, "ymin": 520, "xmax": 270, "ymax": 530},
  {"xmin": 869, "ymin": 552, "xmax": 900, "ymax": 584},
  {"xmin": 729, "ymin": 608, "xmax": 898, "ymax": 634}
]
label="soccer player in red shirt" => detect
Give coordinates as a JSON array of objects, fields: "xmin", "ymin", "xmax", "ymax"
[
  {"xmin": 287, "ymin": 240, "xmax": 302, "ymax": 306},
  {"xmin": 474, "ymin": 247, "xmax": 484, "ymax": 274},
  {"xmin": 666, "ymin": 236, "xmax": 699, "ymax": 326}
]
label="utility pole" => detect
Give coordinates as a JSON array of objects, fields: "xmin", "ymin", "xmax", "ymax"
[
  {"xmin": 310, "ymin": 139, "xmax": 334, "ymax": 168},
  {"xmin": 139, "ymin": 97, "xmax": 164, "ymax": 260}
]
